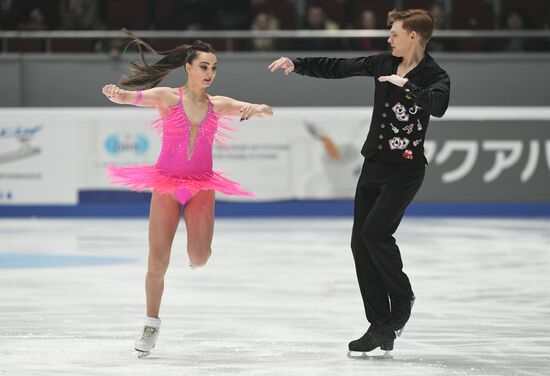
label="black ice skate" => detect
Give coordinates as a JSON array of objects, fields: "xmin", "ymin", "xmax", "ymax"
[
  {"xmin": 391, "ymin": 295, "xmax": 416, "ymax": 337},
  {"xmin": 347, "ymin": 325, "xmax": 395, "ymax": 359}
]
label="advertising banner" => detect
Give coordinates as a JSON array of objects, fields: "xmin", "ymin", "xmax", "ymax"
[
  {"xmin": 0, "ymin": 109, "xmax": 80, "ymax": 204},
  {"xmin": 1, "ymin": 107, "xmax": 548, "ymax": 204}
]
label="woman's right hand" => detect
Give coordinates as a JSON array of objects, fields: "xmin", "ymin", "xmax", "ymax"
[
  {"xmin": 102, "ymin": 84, "xmax": 128, "ymax": 104},
  {"xmin": 268, "ymin": 57, "xmax": 295, "ymax": 75}
]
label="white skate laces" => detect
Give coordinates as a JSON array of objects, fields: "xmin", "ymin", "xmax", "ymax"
[
  {"xmin": 135, "ymin": 317, "xmax": 161, "ymax": 356},
  {"xmin": 140, "ymin": 326, "xmax": 157, "ymax": 343}
]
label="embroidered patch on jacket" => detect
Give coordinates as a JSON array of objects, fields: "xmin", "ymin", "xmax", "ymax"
[
  {"xmin": 416, "ymin": 119, "xmax": 423, "ymax": 131},
  {"xmin": 390, "ymin": 123, "xmax": 399, "ymax": 133},
  {"xmin": 402, "ymin": 149, "xmax": 413, "ymax": 159},
  {"xmin": 403, "ymin": 124, "xmax": 414, "ymax": 134},
  {"xmin": 389, "ymin": 137, "xmax": 410, "ymax": 150},
  {"xmin": 409, "ymin": 104, "xmax": 421, "ymax": 115},
  {"xmin": 392, "ymin": 103, "xmax": 409, "ymax": 122}
]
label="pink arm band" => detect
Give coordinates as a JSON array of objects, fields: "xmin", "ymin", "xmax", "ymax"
[{"xmin": 133, "ymin": 90, "xmax": 143, "ymax": 105}]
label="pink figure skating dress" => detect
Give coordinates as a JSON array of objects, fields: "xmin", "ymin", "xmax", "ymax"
[{"xmin": 108, "ymin": 87, "xmax": 253, "ymax": 204}]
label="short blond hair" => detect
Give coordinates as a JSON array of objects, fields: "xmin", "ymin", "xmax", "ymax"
[{"xmin": 387, "ymin": 9, "xmax": 435, "ymax": 46}]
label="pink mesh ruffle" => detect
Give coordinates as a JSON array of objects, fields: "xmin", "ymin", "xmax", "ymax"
[
  {"xmin": 107, "ymin": 164, "xmax": 253, "ymax": 198},
  {"xmin": 150, "ymin": 102, "xmax": 236, "ymax": 147}
]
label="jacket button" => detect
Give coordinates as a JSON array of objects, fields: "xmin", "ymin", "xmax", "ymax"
[
  {"xmin": 382, "ymin": 113, "xmax": 387, "ymax": 118},
  {"xmin": 379, "ymin": 134, "xmax": 384, "ymax": 139},
  {"xmin": 378, "ymin": 145, "xmax": 383, "ymax": 150},
  {"xmin": 384, "ymin": 102, "xmax": 389, "ymax": 107},
  {"xmin": 380, "ymin": 124, "xmax": 385, "ymax": 128}
]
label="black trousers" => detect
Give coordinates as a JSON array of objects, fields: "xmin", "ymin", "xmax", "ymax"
[{"xmin": 351, "ymin": 158, "xmax": 425, "ymax": 330}]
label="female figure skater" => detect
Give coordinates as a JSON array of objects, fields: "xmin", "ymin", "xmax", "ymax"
[{"xmin": 102, "ymin": 33, "xmax": 273, "ymax": 357}]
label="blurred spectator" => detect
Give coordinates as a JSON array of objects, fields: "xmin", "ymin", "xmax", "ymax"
[
  {"xmin": 427, "ymin": 2, "xmax": 456, "ymax": 52},
  {"xmin": 349, "ymin": 9, "xmax": 386, "ymax": 51},
  {"xmin": 59, "ymin": 0, "xmax": 99, "ymax": 30},
  {"xmin": 542, "ymin": 7, "xmax": 550, "ymax": 51},
  {"xmin": 304, "ymin": 4, "xmax": 339, "ymax": 30},
  {"xmin": 251, "ymin": 12, "xmax": 280, "ymax": 51},
  {"xmin": 106, "ymin": 37, "xmax": 126, "ymax": 59},
  {"xmin": 162, "ymin": 0, "xmax": 213, "ymax": 30},
  {"xmin": 215, "ymin": 0, "xmax": 252, "ymax": 30},
  {"xmin": 299, "ymin": 4, "xmax": 341, "ymax": 50},
  {"xmin": 0, "ymin": 0, "xmax": 10, "ymax": 11},
  {"xmin": 9, "ymin": 1, "xmax": 53, "ymax": 31},
  {"xmin": 496, "ymin": 9, "xmax": 539, "ymax": 51},
  {"xmin": 0, "ymin": 0, "xmax": 12, "ymax": 29}
]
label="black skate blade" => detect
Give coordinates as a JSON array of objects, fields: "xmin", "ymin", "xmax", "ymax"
[{"xmin": 347, "ymin": 350, "xmax": 393, "ymax": 360}]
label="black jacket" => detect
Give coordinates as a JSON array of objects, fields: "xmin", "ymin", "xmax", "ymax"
[{"xmin": 292, "ymin": 52, "xmax": 451, "ymax": 165}]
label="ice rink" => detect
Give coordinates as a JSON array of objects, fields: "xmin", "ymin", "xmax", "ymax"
[{"xmin": 1, "ymin": 217, "xmax": 549, "ymax": 376}]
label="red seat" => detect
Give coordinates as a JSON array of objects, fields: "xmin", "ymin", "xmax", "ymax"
[
  {"xmin": 452, "ymin": 0, "xmax": 493, "ymax": 29},
  {"xmin": 153, "ymin": 0, "xmax": 176, "ymax": 29},
  {"xmin": 207, "ymin": 39, "xmax": 229, "ymax": 52},
  {"xmin": 150, "ymin": 39, "xmax": 228, "ymax": 52},
  {"xmin": 106, "ymin": 0, "xmax": 149, "ymax": 30},
  {"xmin": 7, "ymin": 39, "xmax": 45, "ymax": 53},
  {"xmin": 51, "ymin": 40, "xmax": 95, "ymax": 53},
  {"xmin": 403, "ymin": 0, "xmax": 434, "ymax": 10},
  {"xmin": 353, "ymin": 0, "xmax": 395, "ymax": 24},
  {"xmin": 149, "ymin": 39, "xmax": 181, "ymax": 52},
  {"xmin": 456, "ymin": 39, "xmax": 487, "ymax": 52}
]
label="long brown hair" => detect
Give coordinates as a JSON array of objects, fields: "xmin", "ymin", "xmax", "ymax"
[
  {"xmin": 387, "ymin": 9, "xmax": 435, "ymax": 46},
  {"xmin": 118, "ymin": 29, "xmax": 215, "ymax": 89}
]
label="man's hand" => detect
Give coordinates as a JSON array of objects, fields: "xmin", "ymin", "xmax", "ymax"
[
  {"xmin": 268, "ymin": 57, "xmax": 295, "ymax": 75},
  {"xmin": 378, "ymin": 75, "xmax": 408, "ymax": 87}
]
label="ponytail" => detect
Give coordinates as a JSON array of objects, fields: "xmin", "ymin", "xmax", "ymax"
[{"xmin": 118, "ymin": 28, "xmax": 215, "ymax": 90}]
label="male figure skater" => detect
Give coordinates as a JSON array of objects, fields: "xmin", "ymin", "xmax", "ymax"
[{"xmin": 269, "ymin": 9, "xmax": 450, "ymax": 354}]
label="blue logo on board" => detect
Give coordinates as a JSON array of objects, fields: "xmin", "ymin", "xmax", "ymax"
[
  {"xmin": 0, "ymin": 191, "xmax": 14, "ymax": 201},
  {"xmin": 105, "ymin": 133, "xmax": 149, "ymax": 156}
]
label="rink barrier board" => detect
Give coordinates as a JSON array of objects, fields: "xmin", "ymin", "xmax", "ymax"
[
  {"xmin": 1, "ymin": 107, "xmax": 549, "ymax": 216},
  {"xmin": 1, "ymin": 195, "xmax": 549, "ymax": 217}
]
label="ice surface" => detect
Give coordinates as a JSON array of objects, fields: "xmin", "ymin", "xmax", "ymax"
[{"xmin": 1, "ymin": 217, "xmax": 549, "ymax": 376}]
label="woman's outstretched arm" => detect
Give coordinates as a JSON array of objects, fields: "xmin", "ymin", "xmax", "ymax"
[
  {"xmin": 211, "ymin": 96, "xmax": 273, "ymax": 121},
  {"xmin": 101, "ymin": 85, "xmax": 175, "ymax": 107}
]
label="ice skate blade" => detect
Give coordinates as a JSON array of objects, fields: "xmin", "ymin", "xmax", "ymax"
[
  {"xmin": 347, "ymin": 350, "xmax": 393, "ymax": 360},
  {"xmin": 136, "ymin": 349, "xmax": 151, "ymax": 359},
  {"xmin": 395, "ymin": 295, "xmax": 416, "ymax": 337}
]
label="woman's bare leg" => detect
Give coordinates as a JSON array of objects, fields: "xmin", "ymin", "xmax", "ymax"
[
  {"xmin": 146, "ymin": 192, "xmax": 181, "ymax": 318},
  {"xmin": 184, "ymin": 190, "xmax": 215, "ymax": 267}
]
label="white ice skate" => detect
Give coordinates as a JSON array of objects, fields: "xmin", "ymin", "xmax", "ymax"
[{"xmin": 135, "ymin": 317, "xmax": 161, "ymax": 358}]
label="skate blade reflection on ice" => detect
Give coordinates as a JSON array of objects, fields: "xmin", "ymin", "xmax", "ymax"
[
  {"xmin": 395, "ymin": 295, "xmax": 416, "ymax": 337},
  {"xmin": 347, "ymin": 350, "xmax": 393, "ymax": 360},
  {"xmin": 136, "ymin": 350, "xmax": 151, "ymax": 359}
]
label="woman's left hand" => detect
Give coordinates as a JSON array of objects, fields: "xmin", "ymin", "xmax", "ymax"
[{"xmin": 240, "ymin": 104, "xmax": 270, "ymax": 121}]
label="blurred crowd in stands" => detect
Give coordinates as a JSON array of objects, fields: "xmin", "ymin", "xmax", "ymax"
[{"xmin": 1, "ymin": 0, "xmax": 549, "ymax": 53}]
